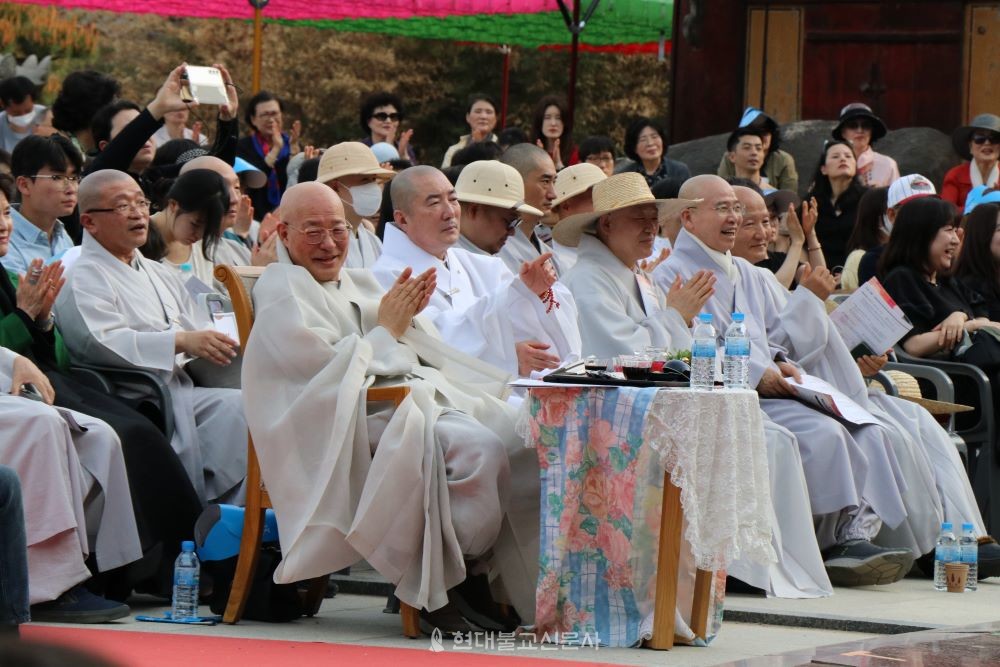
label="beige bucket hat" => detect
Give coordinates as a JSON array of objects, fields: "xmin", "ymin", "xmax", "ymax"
[
  {"xmin": 455, "ymin": 160, "xmax": 543, "ymax": 217},
  {"xmin": 552, "ymin": 172, "xmax": 701, "ymax": 247},
  {"xmin": 552, "ymin": 162, "xmax": 607, "ymax": 206},
  {"xmin": 317, "ymin": 141, "xmax": 395, "ymax": 184}
]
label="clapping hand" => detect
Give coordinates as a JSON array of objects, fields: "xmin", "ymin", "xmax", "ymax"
[
  {"xmin": 378, "ymin": 267, "xmax": 437, "ymax": 339},
  {"xmin": 638, "ymin": 247, "xmax": 670, "ymax": 273},
  {"xmin": 16, "ymin": 258, "xmax": 64, "ymax": 323},
  {"xmin": 798, "ymin": 264, "xmax": 837, "ymax": 301},
  {"xmin": 664, "ymin": 270, "xmax": 715, "ymax": 324}
]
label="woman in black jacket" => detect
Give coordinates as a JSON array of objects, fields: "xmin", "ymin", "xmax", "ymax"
[{"xmin": 807, "ymin": 140, "xmax": 868, "ymax": 272}]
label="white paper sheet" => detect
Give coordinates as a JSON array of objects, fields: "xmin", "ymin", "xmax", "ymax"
[
  {"xmin": 786, "ymin": 374, "xmax": 880, "ymax": 426},
  {"xmin": 829, "ymin": 278, "xmax": 912, "ymax": 355}
]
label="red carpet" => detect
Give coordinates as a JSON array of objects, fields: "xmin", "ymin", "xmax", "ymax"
[{"xmin": 20, "ymin": 626, "xmax": 623, "ymax": 666}]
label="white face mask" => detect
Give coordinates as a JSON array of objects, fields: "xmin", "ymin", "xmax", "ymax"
[
  {"xmin": 7, "ymin": 110, "xmax": 35, "ymax": 127},
  {"xmin": 346, "ymin": 182, "xmax": 382, "ymax": 218}
]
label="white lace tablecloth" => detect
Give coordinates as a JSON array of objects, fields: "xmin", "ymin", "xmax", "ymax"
[{"xmin": 643, "ymin": 388, "xmax": 776, "ymax": 571}]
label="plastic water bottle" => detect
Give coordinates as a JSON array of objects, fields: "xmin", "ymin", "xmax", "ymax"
[
  {"xmin": 933, "ymin": 522, "xmax": 958, "ymax": 591},
  {"xmin": 960, "ymin": 522, "xmax": 978, "ymax": 591},
  {"xmin": 723, "ymin": 313, "xmax": 751, "ymax": 389},
  {"xmin": 172, "ymin": 540, "xmax": 200, "ymax": 620},
  {"xmin": 691, "ymin": 313, "xmax": 716, "ymax": 390}
]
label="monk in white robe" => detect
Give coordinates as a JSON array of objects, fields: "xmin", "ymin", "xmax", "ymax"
[
  {"xmin": 656, "ymin": 175, "xmax": 914, "ymax": 587},
  {"xmin": 244, "ymin": 181, "xmax": 536, "ymax": 633},
  {"xmin": 0, "ymin": 347, "xmax": 139, "ymax": 615},
  {"xmin": 373, "ymin": 164, "xmax": 580, "ymax": 377},
  {"xmin": 54, "ymin": 170, "xmax": 247, "ymax": 504},
  {"xmin": 498, "ymin": 144, "xmax": 564, "ymax": 276}
]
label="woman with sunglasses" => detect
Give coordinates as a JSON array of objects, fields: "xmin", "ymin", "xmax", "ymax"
[
  {"xmin": 832, "ymin": 103, "xmax": 899, "ymax": 188},
  {"xmin": 358, "ymin": 91, "xmax": 417, "ymax": 165},
  {"xmin": 942, "ymin": 114, "xmax": 1000, "ymax": 210}
]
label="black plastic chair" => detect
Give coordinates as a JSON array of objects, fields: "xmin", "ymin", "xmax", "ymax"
[{"xmin": 69, "ymin": 363, "xmax": 175, "ymax": 440}]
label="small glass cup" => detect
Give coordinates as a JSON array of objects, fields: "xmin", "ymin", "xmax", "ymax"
[
  {"xmin": 644, "ymin": 346, "xmax": 668, "ymax": 373},
  {"xmin": 621, "ymin": 353, "xmax": 652, "ymax": 380},
  {"xmin": 584, "ymin": 355, "xmax": 608, "ymax": 372}
]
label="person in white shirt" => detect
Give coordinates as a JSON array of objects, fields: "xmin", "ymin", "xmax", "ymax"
[
  {"xmin": 498, "ymin": 144, "xmax": 563, "ymax": 275},
  {"xmin": 151, "ymin": 108, "xmax": 208, "ymax": 148},
  {"xmin": 373, "ymin": 164, "xmax": 580, "ymax": 377},
  {"xmin": 316, "ymin": 142, "xmax": 391, "ymax": 268}
]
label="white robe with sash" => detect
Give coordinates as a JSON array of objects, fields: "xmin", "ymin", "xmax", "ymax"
[
  {"xmin": 0, "ymin": 347, "xmax": 141, "ymax": 603},
  {"xmin": 561, "ymin": 235, "xmax": 692, "ymax": 358},
  {"xmin": 657, "ymin": 231, "xmax": 912, "ymax": 555},
  {"xmin": 54, "ymin": 232, "xmax": 247, "ymax": 504},
  {"xmin": 243, "ymin": 244, "xmax": 539, "ymax": 616},
  {"xmin": 372, "ymin": 224, "xmax": 581, "ymax": 376}
]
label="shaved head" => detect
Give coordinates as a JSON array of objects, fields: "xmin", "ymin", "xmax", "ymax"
[
  {"xmin": 679, "ymin": 174, "xmax": 742, "ymax": 253},
  {"xmin": 280, "ymin": 181, "xmax": 342, "ymax": 224},
  {"xmin": 678, "ymin": 174, "xmax": 731, "ymax": 201},
  {"xmin": 277, "ymin": 182, "xmax": 349, "ymax": 282},
  {"xmin": 391, "ymin": 165, "xmax": 442, "ymax": 215},
  {"xmin": 78, "ymin": 169, "xmax": 137, "ymax": 212},
  {"xmin": 500, "ymin": 143, "xmax": 549, "ymax": 178}
]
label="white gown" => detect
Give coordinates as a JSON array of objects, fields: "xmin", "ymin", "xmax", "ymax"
[
  {"xmin": 372, "ymin": 224, "xmax": 581, "ymax": 376},
  {"xmin": 243, "ymin": 243, "xmax": 539, "ymax": 617},
  {"xmin": 343, "ymin": 225, "xmax": 382, "ymax": 269},
  {"xmin": 54, "ymin": 232, "xmax": 247, "ymax": 504},
  {"xmin": 0, "ymin": 347, "xmax": 142, "ymax": 603},
  {"xmin": 561, "ymin": 235, "xmax": 692, "ymax": 358},
  {"xmin": 498, "ymin": 226, "xmax": 564, "ymax": 277}
]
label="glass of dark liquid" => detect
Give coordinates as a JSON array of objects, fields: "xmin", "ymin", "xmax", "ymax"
[
  {"xmin": 620, "ymin": 354, "xmax": 652, "ymax": 380},
  {"xmin": 584, "ymin": 356, "xmax": 608, "ymax": 372}
]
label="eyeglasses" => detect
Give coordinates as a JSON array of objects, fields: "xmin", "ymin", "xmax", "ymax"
[
  {"xmin": 972, "ymin": 133, "xmax": 1000, "ymax": 145},
  {"xmin": 371, "ymin": 112, "xmax": 401, "ymax": 122},
  {"xmin": 86, "ymin": 199, "xmax": 151, "ymax": 215},
  {"xmin": 711, "ymin": 202, "xmax": 744, "ymax": 216},
  {"xmin": 29, "ymin": 174, "xmax": 81, "ymax": 186},
  {"xmin": 287, "ymin": 224, "xmax": 350, "ymax": 245}
]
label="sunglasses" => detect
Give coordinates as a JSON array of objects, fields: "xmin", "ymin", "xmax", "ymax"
[
  {"xmin": 972, "ymin": 133, "xmax": 1000, "ymax": 145},
  {"xmin": 371, "ymin": 112, "xmax": 401, "ymax": 122},
  {"xmin": 843, "ymin": 120, "xmax": 873, "ymax": 131}
]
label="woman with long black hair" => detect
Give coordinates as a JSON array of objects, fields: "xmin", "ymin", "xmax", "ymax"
[
  {"xmin": 807, "ymin": 140, "xmax": 868, "ymax": 272},
  {"xmin": 955, "ymin": 202, "xmax": 1000, "ymax": 320}
]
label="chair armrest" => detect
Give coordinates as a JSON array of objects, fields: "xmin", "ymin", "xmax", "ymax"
[
  {"xmin": 367, "ymin": 386, "xmax": 411, "ymax": 408},
  {"xmin": 884, "ymin": 362, "xmax": 955, "ymax": 403},
  {"xmin": 69, "ymin": 363, "xmax": 175, "ymax": 438},
  {"xmin": 867, "ymin": 370, "xmax": 899, "ymax": 397}
]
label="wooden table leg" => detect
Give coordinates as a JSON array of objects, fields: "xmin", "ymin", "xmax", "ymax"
[
  {"xmin": 647, "ymin": 472, "xmax": 683, "ymax": 650},
  {"xmin": 690, "ymin": 569, "xmax": 713, "ymax": 640}
]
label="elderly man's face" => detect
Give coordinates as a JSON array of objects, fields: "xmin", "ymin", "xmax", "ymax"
[
  {"xmin": 396, "ymin": 170, "xmax": 461, "ymax": 259},
  {"xmin": 598, "ymin": 203, "xmax": 659, "ymax": 267},
  {"xmin": 682, "ymin": 180, "xmax": 742, "ymax": 253},
  {"xmin": 732, "ymin": 190, "xmax": 770, "ymax": 263},
  {"xmin": 82, "ymin": 178, "xmax": 150, "ymax": 260},
  {"xmin": 278, "ymin": 192, "xmax": 350, "ymax": 283}
]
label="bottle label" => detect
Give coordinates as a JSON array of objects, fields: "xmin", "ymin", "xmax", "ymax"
[
  {"xmin": 692, "ymin": 340, "xmax": 715, "ymax": 358},
  {"xmin": 725, "ymin": 338, "xmax": 750, "ymax": 355},
  {"xmin": 175, "ymin": 569, "xmax": 199, "ymax": 586}
]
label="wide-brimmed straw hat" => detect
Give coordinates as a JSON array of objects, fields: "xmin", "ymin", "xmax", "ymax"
[
  {"xmin": 951, "ymin": 113, "xmax": 1000, "ymax": 161},
  {"xmin": 317, "ymin": 141, "xmax": 395, "ymax": 184},
  {"xmin": 883, "ymin": 370, "xmax": 974, "ymax": 415},
  {"xmin": 552, "ymin": 172, "xmax": 701, "ymax": 247},
  {"xmin": 455, "ymin": 160, "xmax": 543, "ymax": 217},
  {"xmin": 552, "ymin": 162, "xmax": 607, "ymax": 206},
  {"xmin": 832, "ymin": 103, "xmax": 888, "ymax": 143}
]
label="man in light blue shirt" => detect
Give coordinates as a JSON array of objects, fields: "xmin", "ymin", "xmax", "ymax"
[{"xmin": 4, "ymin": 134, "xmax": 80, "ymax": 276}]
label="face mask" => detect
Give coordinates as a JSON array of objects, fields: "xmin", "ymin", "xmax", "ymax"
[
  {"xmin": 7, "ymin": 111, "xmax": 35, "ymax": 127},
  {"xmin": 346, "ymin": 182, "xmax": 382, "ymax": 218}
]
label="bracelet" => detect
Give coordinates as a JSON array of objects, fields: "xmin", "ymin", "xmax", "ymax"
[
  {"xmin": 807, "ymin": 245, "xmax": 822, "ymax": 251},
  {"xmin": 540, "ymin": 287, "xmax": 560, "ymax": 314}
]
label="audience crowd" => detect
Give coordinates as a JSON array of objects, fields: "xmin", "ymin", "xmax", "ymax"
[{"xmin": 3, "ymin": 61, "xmax": 1000, "ymax": 639}]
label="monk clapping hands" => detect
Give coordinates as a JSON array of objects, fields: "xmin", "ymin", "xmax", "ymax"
[
  {"xmin": 378, "ymin": 266, "xmax": 437, "ymax": 339},
  {"xmin": 664, "ymin": 269, "xmax": 716, "ymax": 324}
]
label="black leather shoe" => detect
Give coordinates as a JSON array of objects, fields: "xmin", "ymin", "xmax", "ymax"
[
  {"xmin": 822, "ymin": 540, "xmax": 914, "ymax": 586},
  {"xmin": 449, "ymin": 573, "xmax": 520, "ymax": 632},
  {"xmin": 419, "ymin": 602, "xmax": 471, "ymax": 638}
]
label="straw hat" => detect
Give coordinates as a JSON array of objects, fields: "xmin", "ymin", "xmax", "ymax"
[
  {"xmin": 316, "ymin": 141, "xmax": 394, "ymax": 184},
  {"xmin": 551, "ymin": 162, "xmax": 607, "ymax": 207},
  {"xmin": 454, "ymin": 160, "xmax": 543, "ymax": 217},
  {"xmin": 552, "ymin": 172, "xmax": 701, "ymax": 248},
  {"xmin": 883, "ymin": 370, "xmax": 974, "ymax": 415},
  {"xmin": 951, "ymin": 113, "xmax": 1000, "ymax": 161}
]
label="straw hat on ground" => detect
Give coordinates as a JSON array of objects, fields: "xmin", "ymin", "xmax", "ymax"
[
  {"xmin": 454, "ymin": 160, "xmax": 543, "ymax": 217},
  {"xmin": 552, "ymin": 172, "xmax": 701, "ymax": 247},
  {"xmin": 880, "ymin": 370, "xmax": 974, "ymax": 415},
  {"xmin": 552, "ymin": 162, "xmax": 607, "ymax": 207},
  {"xmin": 317, "ymin": 141, "xmax": 395, "ymax": 184}
]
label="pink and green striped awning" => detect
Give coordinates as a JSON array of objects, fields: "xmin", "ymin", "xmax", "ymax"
[{"xmin": 11, "ymin": 0, "xmax": 674, "ymax": 50}]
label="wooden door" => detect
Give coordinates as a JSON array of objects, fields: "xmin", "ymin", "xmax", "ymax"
[{"xmin": 800, "ymin": 2, "xmax": 965, "ymax": 132}]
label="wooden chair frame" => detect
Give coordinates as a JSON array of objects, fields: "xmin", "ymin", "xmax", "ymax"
[{"xmin": 215, "ymin": 264, "xmax": 420, "ymax": 637}]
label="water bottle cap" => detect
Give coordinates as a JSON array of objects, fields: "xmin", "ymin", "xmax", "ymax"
[
  {"xmin": 962, "ymin": 522, "xmax": 974, "ymax": 530},
  {"xmin": 732, "ymin": 312, "xmax": 745, "ymax": 322},
  {"xmin": 179, "ymin": 263, "xmax": 193, "ymax": 272},
  {"xmin": 698, "ymin": 313, "xmax": 712, "ymax": 323},
  {"xmin": 942, "ymin": 522, "xmax": 953, "ymax": 531},
  {"xmin": 182, "ymin": 540, "xmax": 195, "ymax": 551}
]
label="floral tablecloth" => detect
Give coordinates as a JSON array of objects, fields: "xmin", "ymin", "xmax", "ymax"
[{"xmin": 519, "ymin": 386, "xmax": 775, "ymax": 648}]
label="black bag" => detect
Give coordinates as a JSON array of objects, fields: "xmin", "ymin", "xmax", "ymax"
[{"xmin": 205, "ymin": 545, "xmax": 304, "ymax": 622}]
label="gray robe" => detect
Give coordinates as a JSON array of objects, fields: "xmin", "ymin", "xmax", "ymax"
[
  {"xmin": 54, "ymin": 232, "xmax": 247, "ymax": 504},
  {"xmin": 561, "ymin": 235, "xmax": 692, "ymax": 358}
]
